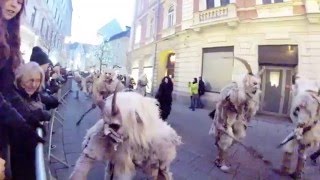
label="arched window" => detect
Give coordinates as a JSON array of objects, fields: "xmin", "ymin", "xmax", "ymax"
[{"xmin": 167, "ymin": 5, "xmax": 175, "ymax": 28}]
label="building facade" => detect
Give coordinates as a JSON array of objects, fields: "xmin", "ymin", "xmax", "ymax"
[
  {"xmin": 128, "ymin": 0, "xmax": 320, "ymax": 117},
  {"xmin": 20, "ymin": 0, "xmax": 73, "ymax": 66},
  {"xmin": 108, "ymin": 26, "xmax": 131, "ymax": 74}
]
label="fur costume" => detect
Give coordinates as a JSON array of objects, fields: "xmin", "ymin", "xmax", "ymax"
[
  {"xmin": 136, "ymin": 74, "xmax": 148, "ymax": 96},
  {"xmin": 278, "ymin": 77, "xmax": 320, "ymax": 179},
  {"xmin": 208, "ymin": 57, "xmax": 263, "ymax": 172},
  {"xmin": 70, "ymin": 92, "xmax": 182, "ymax": 180},
  {"xmin": 91, "ymin": 70, "xmax": 125, "ymax": 104}
]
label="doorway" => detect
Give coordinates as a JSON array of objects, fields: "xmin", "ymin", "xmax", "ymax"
[
  {"xmin": 258, "ymin": 45, "xmax": 298, "ymax": 116},
  {"xmin": 260, "ymin": 67, "xmax": 294, "ymax": 116}
]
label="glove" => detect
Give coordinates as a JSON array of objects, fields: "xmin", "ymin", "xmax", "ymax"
[{"xmin": 40, "ymin": 92, "xmax": 60, "ymax": 110}]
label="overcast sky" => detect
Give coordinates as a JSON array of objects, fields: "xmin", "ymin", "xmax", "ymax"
[{"xmin": 70, "ymin": 0, "xmax": 135, "ymax": 44}]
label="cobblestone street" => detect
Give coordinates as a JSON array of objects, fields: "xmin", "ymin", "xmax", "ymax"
[{"xmin": 48, "ymin": 84, "xmax": 319, "ymax": 180}]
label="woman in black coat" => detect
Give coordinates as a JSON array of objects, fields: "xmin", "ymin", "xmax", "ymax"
[
  {"xmin": 156, "ymin": 76, "xmax": 174, "ymax": 120},
  {"xmin": 0, "ymin": 1, "xmax": 44, "ymax": 179}
]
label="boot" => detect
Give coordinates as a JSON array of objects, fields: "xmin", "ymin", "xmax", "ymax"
[
  {"xmin": 215, "ymin": 147, "xmax": 230, "ymax": 173},
  {"xmin": 280, "ymin": 152, "xmax": 292, "ymax": 175},
  {"xmin": 290, "ymin": 146, "xmax": 306, "ymax": 179}
]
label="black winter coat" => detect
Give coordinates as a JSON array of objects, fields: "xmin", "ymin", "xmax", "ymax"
[
  {"xmin": 0, "ymin": 59, "xmax": 44, "ymax": 179},
  {"xmin": 156, "ymin": 82, "xmax": 173, "ymax": 120},
  {"xmin": 198, "ymin": 80, "xmax": 205, "ymax": 96}
]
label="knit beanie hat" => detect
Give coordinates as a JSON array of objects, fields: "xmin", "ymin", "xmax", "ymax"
[{"xmin": 30, "ymin": 46, "xmax": 51, "ymax": 66}]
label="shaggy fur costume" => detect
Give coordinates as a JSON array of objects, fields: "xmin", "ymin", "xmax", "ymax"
[
  {"xmin": 70, "ymin": 92, "xmax": 182, "ymax": 180},
  {"xmin": 208, "ymin": 57, "xmax": 263, "ymax": 172},
  {"xmin": 135, "ymin": 74, "xmax": 148, "ymax": 96},
  {"xmin": 279, "ymin": 77, "xmax": 320, "ymax": 179}
]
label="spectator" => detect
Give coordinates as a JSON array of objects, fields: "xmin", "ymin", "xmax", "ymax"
[
  {"xmin": 156, "ymin": 76, "xmax": 173, "ymax": 120},
  {"xmin": 9, "ymin": 62, "xmax": 51, "ymax": 180},
  {"xmin": 0, "ymin": 0, "xmax": 44, "ymax": 179},
  {"xmin": 198, "ymin": 76, "xmax": 205, "ymax": 108},
  {"xmin": 188, "ymin": 82, "xmax": 192, "ymax": 109},
  {"xmin": 190, "ymin": 78, "xmax": 199, "ymax": 111}
]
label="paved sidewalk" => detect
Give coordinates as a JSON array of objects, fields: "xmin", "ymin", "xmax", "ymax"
[{"xmin": 49, "ymin": 84, "xmax": 319, "ymax": 180}]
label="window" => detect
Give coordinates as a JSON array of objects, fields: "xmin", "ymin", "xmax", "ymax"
[
  {"xmin": 207, "ymin": 0, "xmax": 230, "ymax": 9},
  {"xmin": 46, "ymin": 25, "xmax": 49, "ymax": 41},
  {"xmin": 54, "ymin": 8, "xmax": 58, "ymax": 19},
  {"xmin": 149, "ymin": 17, "xmax": 154, "ymax": 38},
  {"xmin": 31, "ymin": 7, "xmax": 37, "ymax": 27},
  {"xmin": 134, "ymin": 24, "xmax": 141, "ymax": 44},
  {"xmin": 40, "ymin": 18, "xmax": 45, "ymax": 35},
  {"xmin": 220, "ymin": 0, "xmax": 230, "ymax": 6},
  {"xmin": 167, "ymin": 6, "xmax": 175, "ymax": 28},
  {"xmin": 207, "ymin": 0, "xmax": 215, "ymax": 9},
  {"xmin": 262, "ymin": 0, "xmax": 283, "ymax": 4},
  {"xmin": 202, "ymin": 47, "xmax": 234, "ymax": 92}
]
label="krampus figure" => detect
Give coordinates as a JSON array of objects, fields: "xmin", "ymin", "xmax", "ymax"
[
  {"xmin": 136, "ymin": 73, "xmax": 148, "ymax": 96},
  {"xmin": 70, "ymin": 91, "xmax": 182, "ymax": 180},
  {"xmin": 208, "ymin": 57, "xmax": 263, "ymax": 172},
  {"xmin": 91, "ymin": 69, "xmax": 125, "ymax": 104},
  {"xmin": 278, "ymin": 77, "xmax": 320, "ymax": 179}
]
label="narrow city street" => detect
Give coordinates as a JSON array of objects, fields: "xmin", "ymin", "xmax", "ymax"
[{"xmin": 49, "ymin": 83, "xmax": 319, "ymax": 180}]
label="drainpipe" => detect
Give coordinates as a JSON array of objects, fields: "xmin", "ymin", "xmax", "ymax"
[{"xmin": 151, "ymin": 0, "xmax": 161, "ymax": 95}]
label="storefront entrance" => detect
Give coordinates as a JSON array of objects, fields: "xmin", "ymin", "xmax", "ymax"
[{"xmin": 258, "ymin": 45, "xmax": 298, "ymax": 116}]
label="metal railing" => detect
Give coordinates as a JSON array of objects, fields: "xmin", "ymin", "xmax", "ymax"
[
  {"xmin": 35, "ymin": 76, "xmax": 73, "ymax": 180},
  {"xmin": 35, "ymin": 128, "xmax": 47, "ymax": 180}
]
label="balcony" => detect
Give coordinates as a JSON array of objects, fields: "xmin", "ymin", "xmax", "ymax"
[
  {"xmin": 193, "ymin": 3, "xmax": 239, "ymax": 29},
  {"xmin": 256, "ymin": 1, "xmax": 295, "ymax": 19},
  {"xmin": 305, "ymin": 0, "xmax": 320, "ymax": 23}
]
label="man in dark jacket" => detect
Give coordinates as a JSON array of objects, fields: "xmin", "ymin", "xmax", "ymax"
[{"xmin": 198, "ymin": 76, "xmax": 205, "ymax": 108}]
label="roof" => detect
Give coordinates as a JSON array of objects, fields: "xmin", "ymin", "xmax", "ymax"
[
  {"xmin": 109, "ymin": 26, "xmax": 131, "ymax": 41},
  {"xmin": 97, "ymin": 19, "xmax": 123, "ymax": 40}
]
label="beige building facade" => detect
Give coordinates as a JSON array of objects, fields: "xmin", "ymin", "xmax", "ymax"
[
  {"xmin": 128, "ymin": 0, "xmax": 320, "ymax": 117},
  {"xmin": 20, "ymin": 0, "xmax": 73, "ymax": 66}
]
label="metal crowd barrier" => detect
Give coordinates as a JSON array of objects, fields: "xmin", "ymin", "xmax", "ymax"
[
  {"xmin": 35, "ymin": 77, "xmax": 73, "ymax": 180},
  {"xmin": 35, "ymin": 128, "xmax": 47, "ymax": 180}
]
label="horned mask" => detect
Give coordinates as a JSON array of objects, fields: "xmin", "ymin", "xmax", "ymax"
[
  {"xmin": 290, "ymin": 78, "xmax": 320, "ymax": 126},
  {"xmin": 225, "ymin": 57, "xmax": 264, "ymax": 97}
]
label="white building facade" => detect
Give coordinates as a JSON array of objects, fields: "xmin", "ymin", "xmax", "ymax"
[
  {"xmin": 128, "ymin": 0, "xmax": 320, "ymax": 117},
  {"xmin": 20, "ymin": 0, "xmax": 73, "ymax": 66}
]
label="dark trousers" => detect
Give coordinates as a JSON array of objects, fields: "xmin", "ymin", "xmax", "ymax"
[
  {"xmin": 197, "ymin": 95, "xmax": 204, "ymax": 108},
  {"xmin": 191, "ymin": 94, "xmax": 199, "ymax": 111}
]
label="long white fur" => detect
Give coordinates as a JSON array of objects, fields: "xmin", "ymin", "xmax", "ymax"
[{"xmin": 70, "ymin": 92, "xmax": 181, "ymax": 180}]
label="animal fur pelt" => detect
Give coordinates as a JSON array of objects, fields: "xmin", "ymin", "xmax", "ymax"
[
  {"xmin": 208, "ymin": 57, "xmax": 263, "ymax": 172},
  {"xmin": 135, "ymin": 74, "xmax": 148, "ymax": 96},
  {"xmin": 277, "ymin": 77, "xmax": 320, "ymax": 179},
  {"xmin": 70, "ymin": 92, "xmax": 182, "ymax": 180}
]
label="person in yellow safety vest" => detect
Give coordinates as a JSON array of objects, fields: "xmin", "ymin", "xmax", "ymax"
[{"xmin": 190, "ymin": 78, "xmax": 199, "ymax": 111}]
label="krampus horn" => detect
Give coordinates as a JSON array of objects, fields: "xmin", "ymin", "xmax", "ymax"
[
  {"xmin": 111, "ymin": 82, "xmax": 120, "ymax": 116},
  {"xmin": 223, "ymin": 56, "xmax": 253, "ymax": 74},
  {"xmin": 258, "ymin": 66, "xmax": 265, "ymax": 76}
]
